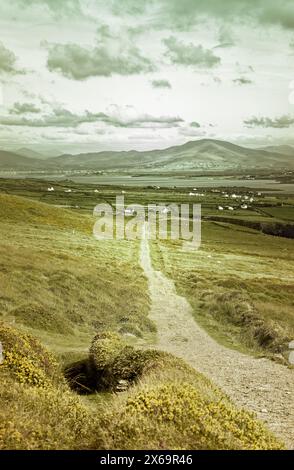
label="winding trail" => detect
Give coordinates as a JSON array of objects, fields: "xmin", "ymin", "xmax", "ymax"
[{"xmin": 140, "ymin": 226, "xmax": 294, "ymax": 448}]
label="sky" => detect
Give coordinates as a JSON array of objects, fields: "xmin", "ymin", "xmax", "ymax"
[{"xmin": 0, "ymin": 0, "xmax": 294, "ymax": 155}]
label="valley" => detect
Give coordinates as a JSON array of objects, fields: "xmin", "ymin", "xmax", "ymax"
[{"xmin": 0, "ymin": 178, "xmax": 293, "ymax": 449}]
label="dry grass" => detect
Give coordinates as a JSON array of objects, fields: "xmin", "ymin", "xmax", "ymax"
[
  {"xmin": 150, "ymin": 220, "xmax": 294, "ymax": 359},
  {"xmin": 0, "ymin": 322, "xmax": 283, "ymax": 450},
  {"xmin": 0, "ymin": 190, "xmax": 289, "ymax": 450},
  {"xmin": 0, "ymin": 193, "xmax": 153, "ymax": 357}
]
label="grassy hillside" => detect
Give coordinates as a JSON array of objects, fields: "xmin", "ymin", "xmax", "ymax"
[
  {"xmin": 151, "ymin": 220, "xmax": 294, "ymax": 360},
  {"xmin": 0, "ymin": 193, "xmax": 153, "ymax": 358},
  {"xmin": 0, "ymin": 190, "xmax": 286, "ymax": 450},
  {"xmin": 0, "ymin": 150, "xmax": 46, "ymax": 170}
]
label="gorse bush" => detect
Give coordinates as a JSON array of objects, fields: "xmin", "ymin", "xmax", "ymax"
[
  {"xmin": 3, "ymin": 350, "xmax": 49, "ymax": 388},
  {"xmin": 123, "ymin": 383, "xmax": 282, "ymax": 450},
  {"xmin": 0, "ymin": 323, "xmax": 285, "ymax": 450},
  {"xmin": 0, "ymin": 322, "xmax": 97, "ymax": 449},
  {"xmin": 0, "ymin": 373, "xmax": 97, "ymax": 450},
  {"xmin": 0, "ymin": 321, "xmax": 60, "ymax": 384},
  {"xmin": 95, "ymin": 360, "xmax": 284, "ymax": 450}
]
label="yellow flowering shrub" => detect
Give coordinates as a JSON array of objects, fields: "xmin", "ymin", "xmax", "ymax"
[
  {"xmin": 0, "ymin": 321, "xmax": 60, "ymax": 385},
  {"xmin": 100, "ymin": 383, "xmax": 284, "ymax": 450},
  {"xmin": 3, "ymin": 350, "xmax": 49, "ymax": 388},
  {"xmin": 0, "ymin": 373, "xmax": 98, "ymax": 450}
]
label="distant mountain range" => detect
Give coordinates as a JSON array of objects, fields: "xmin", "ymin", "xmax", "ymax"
[
  {"xmin": 15, "ymin": 148, "xmax": 49, "ymax": 160},
  {"xmin": 259, "ymin": 145, "xmax": 294, "ymax": 157},
  {"xmin": 0, "ymin": 150, "xmax": 45, "ymax": 170},
  {"xmin": 0, "ymin": 139, "xmax": 293, "ymax": 172}
]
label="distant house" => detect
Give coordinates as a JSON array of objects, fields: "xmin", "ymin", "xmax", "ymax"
[
  {"xmin": 65, "ymin": 189, "xmax": 72, "ymax": 193},
  {"xmin": 218, "ymin": 206, "xmax": 224, "ymax": 211},
  {"xmin": 228, "ymin": 206, "xmax": 234, "ymax": 211},
  {"xmin": 47, "ymin": 187, "xmax": 54, "ymax": 192},
  {"xmin": 241, "ymin": 204, "xmax": 248, "ymax": 209},
  {"xmin": 124, "ymin": 208, "xmax": 134, "ymax": 216}
]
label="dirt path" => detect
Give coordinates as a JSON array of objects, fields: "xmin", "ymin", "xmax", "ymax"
[{"xmin": 140, "ymin": 227, "xmax": 294, "ymax": 448}]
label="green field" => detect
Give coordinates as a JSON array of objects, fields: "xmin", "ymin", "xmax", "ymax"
[{"xmin": 0, "ymin": 178, "xmax": 293, "ymax": 450}]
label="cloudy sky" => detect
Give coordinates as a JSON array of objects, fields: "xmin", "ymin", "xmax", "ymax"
[{"xmin": 0, "ymin": 0, "xmax": 294, "ymax": 155}]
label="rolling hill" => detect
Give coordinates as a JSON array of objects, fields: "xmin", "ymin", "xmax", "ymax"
[
  {"xmin": 16, "ymin": 148, "xmax": 48, "ymax": 160},
  {"xmin": 0, "ymin": 150, "xmax": 46, "ymax": 170},
  {"xmin": 0, "ymin": 139, "xmax": 293, "ymax": 172},
  {"xmin": 50, "ymin": 139, "xmax": 294, "ymax": 171},
  {"xmin": 260, "ymin": 145, "xmax": 294, "ymax": 157}
]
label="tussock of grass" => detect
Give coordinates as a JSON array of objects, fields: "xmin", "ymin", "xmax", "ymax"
[
  {"xmin": 65, "ymin": 332, "xmax": 162, "ymax": 393},
  {"xmin": 199, "ymin": 290, "xmax": 291, "ymax": 355}
]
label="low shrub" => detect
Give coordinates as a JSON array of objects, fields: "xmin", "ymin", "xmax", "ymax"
[
  {"xmin": 0, "ymin": 321, "xmax": 61, "ymax": 385},
  {"xmin": 65, "ymin": 332, "xmax": 163, "ymax": 393},
  {"xmin": 99, "ymin": 382, "xmax": 284, "ymax": 450}
]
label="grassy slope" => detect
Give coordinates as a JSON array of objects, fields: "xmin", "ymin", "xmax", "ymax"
[
  {"xmin": 0, "ymin": 193, "xmax": 152, "ymax": 360},
  {"xmin": 151, "ymin": 220, "xmax": 294, "ymax": 359},
  {"xmin": 0, "ymin": 191, "xmax": 287, "ymax": 449}
]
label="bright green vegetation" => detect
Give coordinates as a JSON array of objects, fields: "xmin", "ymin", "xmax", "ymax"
[
  {"xmin": 151, "ymin": 219, "xmax": 294, "ymax": 359},
  {"xmin": 0, "ymin": 180, "xmax": 291, "ymax": 450}
]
